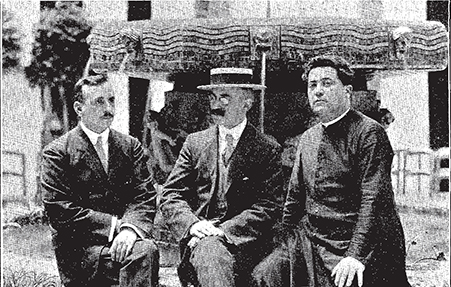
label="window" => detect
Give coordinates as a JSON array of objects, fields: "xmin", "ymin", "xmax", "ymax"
[
  {"xmin": 128, "ymin": 1, "xmax": 151, "ymax": 21},
  {"xmin": 439, "ymin": 158, "xmax": 449, "ymax": 168}
]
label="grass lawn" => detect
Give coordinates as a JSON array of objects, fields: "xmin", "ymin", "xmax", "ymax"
[
  {"xmin": 400, "ymin": 210, "xmax": 450, "ymax": 287},
  {"xmin": 402, "ymin": 211, "xmax": 449, "ymax": 264},
  {"xmin": 2, "ymin": 210, "xmax": 450, "ymax": 287}
]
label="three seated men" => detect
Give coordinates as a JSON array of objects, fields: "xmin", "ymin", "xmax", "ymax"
[{"xmin": 42, "ymin": 56, "xmax": 410, "ymax": 287}]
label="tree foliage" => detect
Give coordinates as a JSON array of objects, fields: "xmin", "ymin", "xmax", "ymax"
[
  {"xmin": 25, "ymin": 1, "xmax": 92, "ymax": 134},
  {"xmin": 2, "ymin": 5, "xmax": 22, "ymax": 71},
  {"xmin": 25, "ymin": 1, "xmax": 91, "ymax": 89}
]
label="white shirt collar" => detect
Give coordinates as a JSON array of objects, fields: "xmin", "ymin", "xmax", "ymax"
[
  {"xmin": 80, "ymin": 121, "xmax": 110, "ymax": 146},
  {"xmin": 218, "ymin": 118, "xmax": 247, "ymax": 149},
  {"xmin": 322, "ymin": 108, "xmax": 350, "ymax": 127}
]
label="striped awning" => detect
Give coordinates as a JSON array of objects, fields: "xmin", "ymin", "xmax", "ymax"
[{"xmin": 88, "ymin": 17, "xmax": 448, "ymax": 76}]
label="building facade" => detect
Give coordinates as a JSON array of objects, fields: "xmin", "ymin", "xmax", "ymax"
[{"xmin": 1, "ymin": 0, "xmax": 448, "ymax": 222}]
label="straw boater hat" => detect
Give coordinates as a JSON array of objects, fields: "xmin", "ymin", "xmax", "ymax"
[{"xmin": 197, "ymin": 68, "xmax": 266, "ymax": 90}]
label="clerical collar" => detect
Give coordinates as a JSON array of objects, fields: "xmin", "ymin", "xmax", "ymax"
[
  {"xmin": 219, "ymin": 118, "xmax": 247, "ymax": 144},
  {"xmin": 80, "ymin": 121, "xmax": 110, "ymax": 146},
  {"xmin": 322, "ymin": 109, "xmax": 350, "ymax": 128}
]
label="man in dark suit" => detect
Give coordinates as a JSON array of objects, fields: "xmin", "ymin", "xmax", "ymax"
[
  {"xmin": 160, "ymin": 68, "xmax": 284, "ymax": 287},
  {"xmin": 253, "ymin": 55, "xmax": 411, "ymax": 287},
  {"xmin": 41, "ymin": 73, "xmax": 159, "ymax": 287}
]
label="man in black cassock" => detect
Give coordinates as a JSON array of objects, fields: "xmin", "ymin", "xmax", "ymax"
[{"xmin": 253, "ymin": 55, "xmax": 411, "ymax": 287}]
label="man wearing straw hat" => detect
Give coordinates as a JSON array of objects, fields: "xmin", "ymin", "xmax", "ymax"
[{"xmin": 160, "ymin": 67, "xmax": 284, "ymax": 287}]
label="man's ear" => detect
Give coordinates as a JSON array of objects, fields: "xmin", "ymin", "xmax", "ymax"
[
  {"xmin": 345, "ymin": 85, "xmax": 353, "ymax": 99},
  {"xmin": 73, "ymin": 101, "xmax": 83, "ymax": 116},
  {"xmin": 244, "ymin": 98, "xmax": 253, "ymax": 111}
]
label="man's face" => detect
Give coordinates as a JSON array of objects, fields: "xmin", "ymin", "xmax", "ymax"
[
  {"xmin": 208, "ymin": 87, "xmax": 253, "ymax": 129},
  {"xmin": 307, "ymin": 66, "xmax": 352, "ymax": 123},
  {"xmin": 74, "ymin": 82, "xmax": 115, "ymax": 133}
]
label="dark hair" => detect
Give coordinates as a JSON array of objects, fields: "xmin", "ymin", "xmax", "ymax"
[
  {"xmin": 73, "ymin": 73, "xmax": 109, "ymax": 103},
  {"xmin": 302, "ymin": 55, "xmax": 354, "ymax": 85}
]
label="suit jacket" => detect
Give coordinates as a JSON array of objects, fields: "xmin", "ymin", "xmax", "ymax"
[
  {"xmin": 41, "ymin": 125, "xmax": 156, "ymax": 284},
  {"xmin": 160, "ymin": 123, "xmax": 283, "ymax": 251},
  {"xmin": 283, "ymin": 110, "xmax": 410, "ymax": 287}
]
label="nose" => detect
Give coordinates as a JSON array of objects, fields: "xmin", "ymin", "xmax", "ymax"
[
  {"xmin": 105, "ymin": 101, "xmax": 115, "ymax": 113},
  {"xmin": 314, "ymin": 86, "xmax": 324, "ymax": 98},
  {"xmin": 210, "ymin": 98, "xmax": 224, "ymax": 110}
]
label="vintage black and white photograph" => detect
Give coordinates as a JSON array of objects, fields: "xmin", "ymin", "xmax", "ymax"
[{"xmin": 1, "ymin": 0, "xmax": 449, "ymax": 286}]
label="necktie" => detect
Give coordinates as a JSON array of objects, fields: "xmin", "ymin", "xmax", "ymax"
[
  {"xmin": 222, "ymin": 134, "xmax": 234, "ymax": 166},
  {"xmin": 95, "ymin": 135, "xmax": 108, "ymax": 173}
]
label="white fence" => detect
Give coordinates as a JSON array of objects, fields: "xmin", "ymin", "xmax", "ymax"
[
  {"xmin": 392, "ymin": 148, "xmax": 449, "ymax": 210},
  {"xmin": 1, "ymin": 147, "xmax": 448, "ymax": 223}
]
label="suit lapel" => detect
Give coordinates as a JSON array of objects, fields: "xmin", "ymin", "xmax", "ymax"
[
  {"xmin": 225, "ymin": 123, "xmax": 255, "ymax": 191},
  {"xmin": 202, "ymin": 126, "xmax": 219, "ymax": 185},
  {"xmin": 107, "ymin": 130, "xmax": 128, "ymax": 180},
  {"xmin": 196, "ymin": 127, "xmax": 220, "ymax": 218},
  {"xmin": 73, "ymin": 126, "xmax": 109, "ymax": 181}
]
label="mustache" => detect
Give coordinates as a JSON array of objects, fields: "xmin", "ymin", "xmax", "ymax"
[
  {"xmin": 211, "ymin": 109, "xmax": 225, "ymax": 116},
  {"xmin": 102, "ymin": 112, "xmax": 114, "ymax": 118}
]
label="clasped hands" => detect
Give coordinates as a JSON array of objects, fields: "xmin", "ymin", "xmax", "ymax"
[
  {"xmin": 188, "ymin": 220, "xmax": 224, "ymax": 248},
  {"xmin": 332, "ymin": 256, "xmax": 365, "ymax": 287}
]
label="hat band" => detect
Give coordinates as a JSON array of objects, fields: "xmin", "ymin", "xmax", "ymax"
[{"xmin": 211, "ymin": 73, "xmax": 253, "ymax": 85}]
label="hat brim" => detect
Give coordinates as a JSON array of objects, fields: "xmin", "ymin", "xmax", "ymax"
[{"xmin": 197, "ymin": 83, "xmax": 266, "ymax": 90}]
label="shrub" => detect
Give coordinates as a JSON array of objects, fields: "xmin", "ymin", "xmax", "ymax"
[
  {"xmin": 3, "ymin": 267, "xmax": 61, "ymax": 287},
  {"xmin": 11, "ymin": 208, "xmax": 49, "ymax": 226}
]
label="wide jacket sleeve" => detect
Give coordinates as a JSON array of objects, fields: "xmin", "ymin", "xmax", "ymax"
[
  {"xmin": 282, "ymin": 142, "xmax": 306, "ymax": 227},
  {"xmin": 344, "ymin": 124, "xmax": 395, "ymax": 263},
  {"xmin": 119, "ymin": 138, "xmax": 157, "ymax": 236},
  {"xmin": 159, "ymin": 135, "xmax": 202, "ymax": 241}
]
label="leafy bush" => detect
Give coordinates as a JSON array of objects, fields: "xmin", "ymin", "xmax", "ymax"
[
  {"xmin": 25, "ymin": 1, "xmax": 91, "ymax": 89},
  {"xmin": 2, "ymin": 5, "xmax": 22, "ymax": 71},
  {"xmin": 11, "ymin": 208, "xmax": 49, "ymax": 226}
]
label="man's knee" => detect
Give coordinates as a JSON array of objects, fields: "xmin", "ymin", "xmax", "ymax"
[
  {"xmin": 134, "ymin": 239, "xmax": 159, "ymax": 255},
  {"xmin": 120, "ymin": 239, "xmax": 160, "ymax": 287},
  {"xmin": 130, "ymin": 239, "xmax": 159, "ymax": 264},
  {"xmin": 190, "ymin": 236, "xmax": 234, "ymax": 267},
  {"xmin": 252, "ymin": 248, "xmax": 290, "ymax": 287}
]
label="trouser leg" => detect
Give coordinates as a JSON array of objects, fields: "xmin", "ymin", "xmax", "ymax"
[
  {"xmin": 189, "ymin": 236, "xmax": 235, "ymax": 287},
  {"xmin": 252, "ymin": 246, "xmax": 290, "ymax": 287},
  {"xmin": 93, "ymin": 239, "xmax": 159, "ymax": 287},
  {"xmin": 118, "ymin": 239, "xmax": 160, "ymax": 287}
]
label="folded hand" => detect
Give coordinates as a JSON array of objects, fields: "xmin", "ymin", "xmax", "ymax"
[
  {"xmin": 331, "ymin": 256, "xmax": 365, "ymax": 287},
  {"xmin": 189, "ymin": 220, "xmax": 224, "ymax": 238},
  {"xmin": 109, "ymin": 228, "xmax": 137, "ymax": 263}
]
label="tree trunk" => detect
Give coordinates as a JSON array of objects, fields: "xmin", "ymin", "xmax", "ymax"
[
  {"xmin": 41, "ymin": 85, "xmax": 60, "ymax": 148},
  {"xmin": 59, "ymin": 85, "xmax": 69, "ymax": 133},
  {"xmin": 41, "ymin": 85, "xmax": 52, "ymax": 113}
]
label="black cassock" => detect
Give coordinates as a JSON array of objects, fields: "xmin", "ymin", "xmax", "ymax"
[{"xmin": 265, "ymin": 110, "xmax": 411, "ymax": 287}]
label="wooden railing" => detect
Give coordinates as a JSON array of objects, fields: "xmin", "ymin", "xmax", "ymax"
[{"xmin": 2, "ymin": 150, "xmax": 27, "ymax": 204}]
